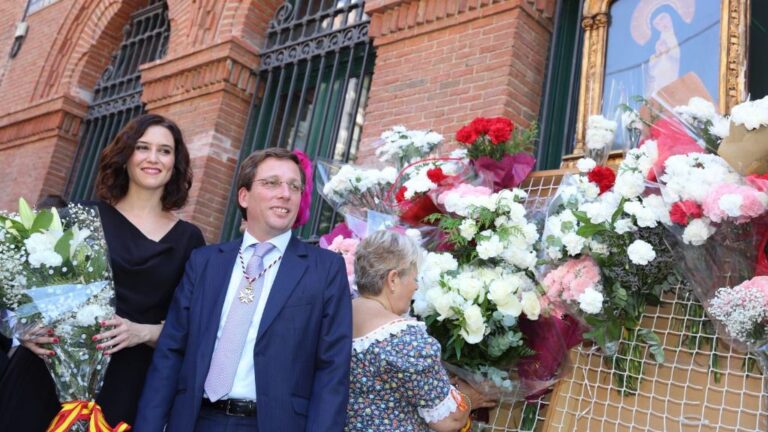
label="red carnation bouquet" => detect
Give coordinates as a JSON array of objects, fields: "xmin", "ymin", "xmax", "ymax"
[{"xmin": 455, "ymin": 117, "xmax": 537, "ymax": 191}]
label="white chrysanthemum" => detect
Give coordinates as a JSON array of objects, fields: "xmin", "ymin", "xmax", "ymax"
[
  {"xmin": 682, "ymin": 218, "xmax": 716, "ymax": 245},
  {"xmin": 577, "ymin": 158, "xmax": 597, "ymax": 173},
  {"xmin": 627, "ymin": 239, "xmax": 656, "ymax": 265},
  {"xmin": 578, "ymin": 287, "xmax": 604, "ymax": 314},
  {"xmin": 730, "ymin": 96, "xmax": 768, "ymax": 130},
  {"xmin": 661, "ymin": 153, "xmax": 740, "ymax": 202}
]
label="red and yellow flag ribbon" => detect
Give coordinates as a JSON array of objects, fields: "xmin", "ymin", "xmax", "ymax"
[{"xmin": 47, "ymin": 400, "xmax": 131, "ymax": 432}]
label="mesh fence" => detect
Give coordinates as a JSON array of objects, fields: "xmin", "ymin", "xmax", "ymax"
[{"xmin": 476, "ymin": 171, "xmax": 768, "ymax": 432}]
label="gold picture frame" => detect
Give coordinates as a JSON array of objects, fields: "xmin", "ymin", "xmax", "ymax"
[{"xmin": 564, "ymin": 0, "xmax": 749, "ymax": 166}]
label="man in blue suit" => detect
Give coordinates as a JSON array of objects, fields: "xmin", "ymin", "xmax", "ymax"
[{"xmin": 135, "ymin": 148, "xmax": 352, "ymax": 431}]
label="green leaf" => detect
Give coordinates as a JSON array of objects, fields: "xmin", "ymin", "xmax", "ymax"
[
  {"xmin": 54, "ymin": 230, "xmax": 74, "ymax": 262},
  {"xmin": 571, "ymin": 210, "xmax": 590, "ymax": 225},
  {"xmin": 30, "ymin": 210, "xmax": 54, "ymax": 234},
  {"xmin": 50, "ymin": 207, "xmax": 63, "ymax": 232},
  {"xmin": 18, "ymin": 197, "xmax": 35, "ymax": 229},
  {"xmin": 637, "ymin": 328, "xmax": 665, "ymax": 363},
  {"xmin": 611, "ymin": 198, "xmax": 627, "ymax": 224},
  {"xmin": 577, "ymin": 223, "xmax": 608, "ymax": 237}
]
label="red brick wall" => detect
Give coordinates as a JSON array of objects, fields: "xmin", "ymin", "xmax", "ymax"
[
  {"xmin": 0, "ymin": 0, "xmax": 280, "ymax": 243},
  {"xmin": 359, "ymin": 0, "xmax": 554, "ymax": 164}
]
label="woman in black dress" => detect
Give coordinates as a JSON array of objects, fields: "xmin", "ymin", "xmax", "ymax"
[{"xmin": 0, "ymin": 114, "xmax": 205, "ymax": 429}]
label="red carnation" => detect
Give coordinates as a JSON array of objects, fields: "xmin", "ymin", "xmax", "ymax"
[
  {"xmin": 587, "ymin": 165, "xmax": 616, "ymax": 194},
  {"xmin": 426, "ymin": 167, "xmax": 448, "ymax": 185},
  {"xmin": 488, "ymin": 121, "xmax": 513, "ymax": 144},
  {"xmin": 456, "ymin": 125, "xmax": 479, "ymax": 145},
  {"xmin": 669, "ymin": 200, "xmax": 703, "ymax": 226},
  {"xmin": 395, "ymin": 186, "xmax": 407, "ymax": 203},
  {"xmin": 469, "ymin": 117, "xmax": 492, "ymax": 134}
]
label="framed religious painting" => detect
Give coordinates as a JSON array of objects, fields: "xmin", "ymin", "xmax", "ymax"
[{"xmin": 565, "ymin": 0, "xmax": 749, "ymax": 163}]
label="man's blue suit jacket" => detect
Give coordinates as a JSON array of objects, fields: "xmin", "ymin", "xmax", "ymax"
[{"xmin": 134, "ymin": 235, "xmax": 352, "ymax": 431}]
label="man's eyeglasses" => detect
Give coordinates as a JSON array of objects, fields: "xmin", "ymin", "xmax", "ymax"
[{"xmin": 254, "ymin": 177, "xmax": 304, "ymax": 194}]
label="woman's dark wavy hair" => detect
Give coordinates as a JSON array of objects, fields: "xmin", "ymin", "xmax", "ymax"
[{"xmin": 95, "ymin": 114, "xmax": 192, "ymax": 211}]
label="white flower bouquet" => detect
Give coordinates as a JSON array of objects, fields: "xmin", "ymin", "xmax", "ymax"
[
  {"xmin": 375, "ymin": 125, "xmax": 443, "ymax": 169},
  {"xmin": 0, "ymin": 199, "xmax": 122, "ymax": 431},
  {"xmin": 316, "ymin": 160, "xmax": 399, "ymax": 218},
  {"xmin": 414, "ymin": 189, "xmax": 574, "ymax": 401},
  {"xmin": 584, "ymin": 115, "xmax": 617, "ymax": 164},
  {"xmin": 541, "ymin": 159, "xmax": 677, "ymax": 394},
  {"xmin": 718, "ymin": 96, "xmax": 768, "ymax": 175}
]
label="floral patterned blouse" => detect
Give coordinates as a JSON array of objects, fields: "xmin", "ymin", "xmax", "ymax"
[{"xmin": 345, "ymin": 319, "xmax": 458, "ymax": 431}]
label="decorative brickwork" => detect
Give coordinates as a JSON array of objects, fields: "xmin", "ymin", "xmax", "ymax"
[{"xmin": 359, "ymin": 0, "xmax": 555, "ymax": 164}]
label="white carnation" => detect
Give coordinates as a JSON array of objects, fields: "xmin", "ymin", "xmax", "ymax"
[
  {"xmin": 578, "ymin": 287, "xmax": 604, "ymax": 314},
  {"xmin": 577, "ymin": 158, "xmax": 597, "ymax": 173},
  {"xmin": 75, "ymin": 304, "xmax": 108, "ymax": 327},
  {"xmin": 614, "ymin": 172, "xmax": 645, "ymax": 199},
  {"xmin": 476, "ymin": 234, "xmax": 504, "ymax": 260},
  {"xmin": 627, "ymin": 239, "xmax": 656, "ymax": 265},
  {"xmin": 458, "ymin": 219, "xmax": 477, "ymax": 240},
  {"xmin": 682, "ymin": 218, "xmax": 716, "ymax": 245}
]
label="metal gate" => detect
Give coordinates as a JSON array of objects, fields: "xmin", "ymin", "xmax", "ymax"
[
  {"xmin": 220, "ymin": 0, "xmax": 375, "ymax": 241},
  {"xmin": 66, "ymin": 0, "xmax": 170, "ymax": 201}
]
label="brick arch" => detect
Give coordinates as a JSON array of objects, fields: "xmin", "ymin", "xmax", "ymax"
[
  {"xmin": 31, "ymin": 0, "xmax": 147, "ymax": 103},
  {"xmin": 164, "ymin": 0, "xmax": 282, "ymax": 59}
]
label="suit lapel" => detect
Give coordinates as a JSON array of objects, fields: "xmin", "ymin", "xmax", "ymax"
[
  {"xmin": 256, "ymin": 235, "xmax": 308, "ymax": 341},
  {"xmin": 195, "ymin": 239, "xmax": 239, "ymax": 381}
]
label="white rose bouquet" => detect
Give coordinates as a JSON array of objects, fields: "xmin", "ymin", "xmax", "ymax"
[
  {"xmin": 0, "ymin": 199, "xmax": 123, "ymax": 431},
  {"xmin": 413, "ymin": 188, "xmax": 572, "ymax": 401}
]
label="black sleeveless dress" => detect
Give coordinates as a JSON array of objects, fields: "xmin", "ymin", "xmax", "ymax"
[{"xmin": 0, "ymin": 201, "xmax": 205, "ymax": 430}]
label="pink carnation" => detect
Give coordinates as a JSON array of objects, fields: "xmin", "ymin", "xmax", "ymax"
[
  {"xmin": 328, "ymin": 235, "xmax": 359, "ymax": 278},
  {"xmin": 436, "ymin": 183, "xmax": 492, "ymax": 206},
  {"xmin": 543, "ymin": 256, "xmax": 602, "ymax": 302},
  {"xmin": 702, "ymin": 183, "xmax": 768, "ymax": 223}
]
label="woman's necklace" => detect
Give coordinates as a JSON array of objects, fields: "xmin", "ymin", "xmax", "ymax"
[
  {"xmin": 359, "ymin": 295, "xmax": 392, "ymax": 312},
  {"xmin": 237, "ymin": 249, "xmax": 282, "ymax": 304}
]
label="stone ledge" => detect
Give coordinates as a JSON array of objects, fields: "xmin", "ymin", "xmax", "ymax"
[
  {"xmin": 0, "ymin": 96, "xmax": 86, "ymax": 151},
  {"xmin": 365, "ymin": 0, "xmax": 554, "ymax": 46},
  {"xmin": 140, "ymin": 38, "xmax": 259, "ymax": 109}
]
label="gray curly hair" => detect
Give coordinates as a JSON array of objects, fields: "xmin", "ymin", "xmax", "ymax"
[{"xmin": 354, "ymin": 230, "xmax": 423, "ymax": 296}]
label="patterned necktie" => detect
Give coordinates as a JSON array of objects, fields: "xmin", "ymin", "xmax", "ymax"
[{"xmin": 204, "ymin": 241, "xmax": 275, "ymax": 401}]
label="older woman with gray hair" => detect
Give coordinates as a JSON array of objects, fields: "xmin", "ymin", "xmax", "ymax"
[{"xmin": 345, "ymin": 230, "xmax": 496, "ymax": 432}]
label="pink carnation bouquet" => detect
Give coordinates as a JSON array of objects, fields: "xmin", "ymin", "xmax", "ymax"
[{"xmin": 542, "ymin": 256, "xmax": 604, "ymax": 318}]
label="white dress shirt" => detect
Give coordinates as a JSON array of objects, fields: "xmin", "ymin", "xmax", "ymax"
[{"xmin": 212, "ymin": 229, "xmax": 292, "ymax": 400}]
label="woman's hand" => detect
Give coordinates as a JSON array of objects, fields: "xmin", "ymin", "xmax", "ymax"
[
  {"xmin": 451, "ymin": 377, "xmax": 498, "ymax": 410},
  {"xmin": 93, "ymin": 315, "xmax": 163, "ymax": 355},
  {"xmin": 20, "ymin": 326, "xmax": 57, "ymax": 359}
]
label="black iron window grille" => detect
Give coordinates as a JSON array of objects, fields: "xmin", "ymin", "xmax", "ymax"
[
  {"xmin": 221, "ymin": 0, "xmax": 375, "ymax": 241},
  {"xmin": 66, "ymin": 0, "xmax": 169, "ymax": 201}
]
